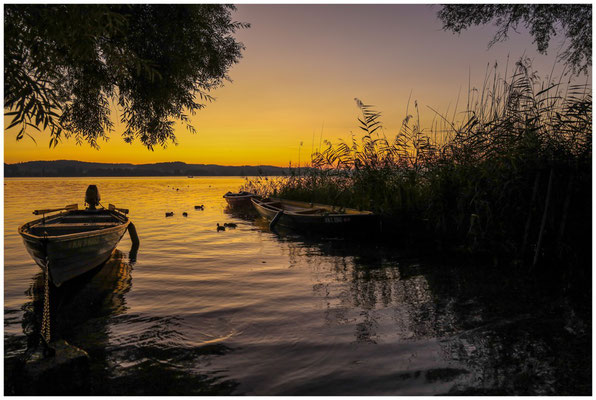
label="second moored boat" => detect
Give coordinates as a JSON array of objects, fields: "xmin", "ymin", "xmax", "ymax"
[{"xmin": 251, "ymin": 197, "xmax": 379, "ymax": 234}]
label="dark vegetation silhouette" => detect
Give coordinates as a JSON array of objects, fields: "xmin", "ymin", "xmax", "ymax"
[
  {"xmin": 438, "ymin": 4, "xmax": 592, "ymax": 74},
  {"xmin": 243, "ymin": 59, "xmax": 591, "ymax": 285},
  {"xmin": 4, "ymin": 4, "xmax": 248, "ymax": 149},
  {"xmin": 4, "ymin": 160, "xmax": 287, "ymax": 177}
]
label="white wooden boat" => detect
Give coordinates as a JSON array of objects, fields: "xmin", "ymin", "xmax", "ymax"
[{"xmin": 18, "ymin": 186, "xmax": 132, "ymax": 286}]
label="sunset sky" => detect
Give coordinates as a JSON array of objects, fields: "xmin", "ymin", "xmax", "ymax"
[{"xmin": 4, "ymin": 4, "xmax": 582, "ymax": 166}]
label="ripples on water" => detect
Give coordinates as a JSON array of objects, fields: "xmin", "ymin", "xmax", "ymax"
[{"xmin": 4, "ymin": 177, "xmax": 590, "ymax": 395}]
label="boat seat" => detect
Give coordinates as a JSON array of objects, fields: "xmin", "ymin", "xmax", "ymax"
[
  {"xmin": 36, "ymin": 222, "xmax": 121, "ymax": 228},
  {"xmin": 28, "ymin": 222, "xmax": 122, "ymax": 236},
  {"xmin": 292, "ymin": 208, "xmax": 328, "ymax": 214},
  {"xmin": 260, "ymin": 201, "xmax": 282, "ymax": 207},
  {"xmin": 61, "ymin": 214, "xmax": 115, "ymax": 219},
  {"xmin": 59, "ymin": 218, "xmax": 118, "ymax": 224}
]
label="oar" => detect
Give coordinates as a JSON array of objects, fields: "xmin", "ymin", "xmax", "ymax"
[
  {"xmin": 109, "ymin": 204, "xmax": 129, "ymax": 214},
  {"xmin": 33, "ymin": 203, "xmax": 78, "ymax": 215}
]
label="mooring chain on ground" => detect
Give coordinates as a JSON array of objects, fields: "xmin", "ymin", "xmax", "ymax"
[{"xmin": 41, "ymin": 257, "xmax": 51, "ymax": 344}]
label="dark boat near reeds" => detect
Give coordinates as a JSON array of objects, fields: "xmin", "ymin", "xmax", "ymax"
[
  {"xmin": 223, "ymin": 191, "xmax": 256, "ymax": 208},
  {"xmin": 18, "ymin": 185, "xmax": 133, "ymax": 287},
  {"xmin": 251, "ymin": 197, "xmax": 379, "ymax": 234}
]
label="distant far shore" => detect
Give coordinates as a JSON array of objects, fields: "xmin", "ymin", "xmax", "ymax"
[{"xmin": 4, "ymin": 160, "xmax": 289, "ymax": 177}]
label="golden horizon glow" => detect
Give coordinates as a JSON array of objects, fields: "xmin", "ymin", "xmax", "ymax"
[{"xmin": 4, "ymin": 5, "xmax": 575, "ymax": 167}]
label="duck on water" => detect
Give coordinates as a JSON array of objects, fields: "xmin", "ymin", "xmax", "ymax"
[{"xmin": 18, "ymin": 185, "xmax": 139, "ymax": 287}]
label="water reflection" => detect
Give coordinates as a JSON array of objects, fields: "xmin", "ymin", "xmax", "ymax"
[
  {"xmin": 8, "ymin": 250, "xmax": 238, "ymax": 395},
  {"xmin": 5, "ymin": 178, "xmax": 588, "ymax": 395},
  {"xmin": 223, "ymin": 204, "xmax": 259, "ymax": 221},
  {"xmin": 14, "ymin": 250, "xmax": 130, "ymax": 354},
  {"xmin": 264, "ymin": 231, "xmax": 589, "ymax": 395}
]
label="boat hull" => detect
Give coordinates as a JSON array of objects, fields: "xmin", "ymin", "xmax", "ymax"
[
  {"xmin": 19, "ymin": 213, "xmax": 130, "ymax": 286},
  {"xmin": 223, "ymin": 193, "xmax": 255, "ymax": 208},
  {"xmin": 251, "ymin": 197, "xmax": 379, "ymax": 234}
]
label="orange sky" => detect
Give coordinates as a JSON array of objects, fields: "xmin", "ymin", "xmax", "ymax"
[{"xmin": 4, "ymin": 5, "xmax": 579, "ymax": 167}]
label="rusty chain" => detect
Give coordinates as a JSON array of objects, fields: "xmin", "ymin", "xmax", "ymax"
[{"xmin": 40, "ymin": 257, "xmax": 51, "ymax": 344}]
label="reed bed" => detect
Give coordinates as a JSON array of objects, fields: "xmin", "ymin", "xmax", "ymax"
[{"xmin": 243, "ymin": 60, "xmax": 591, "ymax": 274}]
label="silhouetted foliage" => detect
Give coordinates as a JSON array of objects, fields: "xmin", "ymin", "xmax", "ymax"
[
  {"xmin": 245, "ymin": 59, "xmax": 591, "ymax": 275},
  {"xmin": 437, "ymin": 5, "xmax": 592, "ymax": 74},
  {"xmin": 4, "ymin": 5, "xmax": 248, "ymax": 149},
  {"xmin": 4, "ymin": 160, "xmax": 288, "ymax": 177}
]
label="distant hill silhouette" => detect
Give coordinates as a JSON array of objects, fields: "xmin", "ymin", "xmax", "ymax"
[{"xmin": 4, "ymin": 160, "xmax": 290, "ymax": 177}]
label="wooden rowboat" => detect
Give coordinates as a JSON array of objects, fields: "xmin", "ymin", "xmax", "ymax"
[
  {"xmin": 18, "ymin": 186, "xmax": 133, "ymax": 286},
  {"xmin": 223, "ymin": 191, "xmax": 256, "ymax": 208},
  {"xmin": 251, "ymin": 197, "xmax": 379, "ymax": 234}
]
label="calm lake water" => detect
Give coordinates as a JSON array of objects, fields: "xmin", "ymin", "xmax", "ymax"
[{"xmin": 4, "ymin": 177, "xmax": 590, "ymax": 395}]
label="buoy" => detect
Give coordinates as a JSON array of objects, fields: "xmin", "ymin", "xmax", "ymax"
[
  {"xmin": 128, "ymin": 222, "xmax": 140, "ymax": 248},
  {"xmin": 127, "ymin": 222, "xmax": 140, "ymax": 263}
]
